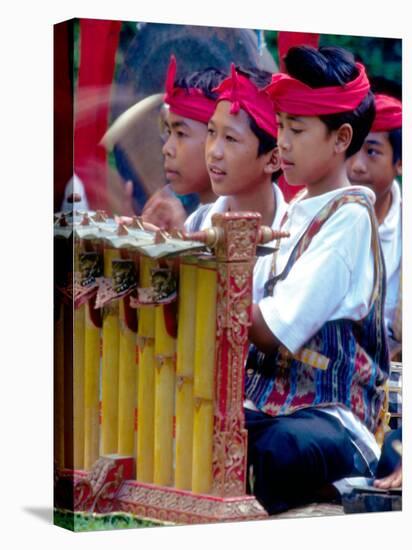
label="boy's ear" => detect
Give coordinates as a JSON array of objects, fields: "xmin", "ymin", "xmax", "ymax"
[
  {"xmin": 394, "ymin": 158, "xmax": 402, "ymax": 177},
  {"xmin": 334, "ymin": 123, "xmax": 353, "ymax": 154},
  {"xmin": 264, "ymin": 147, "xmax": 281, "ymax": 174}
]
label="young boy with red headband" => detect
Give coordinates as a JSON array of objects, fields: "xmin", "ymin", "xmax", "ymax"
[
  {"xmin": 347, "ymin": 91, "xmax": 402, "ymax": 356},
  {"xmin": 347, "ymin": 88, "xmax": 402, "ymax": 494},
  {"xmin": 244, "ymin": 46, "xmax": 390, "ymax": 514},
  {"xmin": 142, "ymin": 55, "xmax": 226, "ymax": 229},
  {"xmin": 185, "ymin": 64, "xmax": 287, "ymax": 302}
]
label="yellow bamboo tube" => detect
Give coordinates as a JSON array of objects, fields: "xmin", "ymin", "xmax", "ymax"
[
  {"xmin": 192, "ymin": 259, "xmax": 217, "ymax": 494},
  {"xmin": 101, "ymin": 248, "xmax": 120, "ymax": 455},
  {"xmin": 174, "ymin": 258, "xmax": 198, "ymax": 490},
  {"xmin": 84, "ymin": 302, "xmax": 100, "ymax": 470},
  {"xmin": 73, "ymin": 304, "xmax": 85, "ymax": 469},
  {"xmin": 54, "ymin": 301, "xmax": 65, "ymax": 468},
  {"xmin": 136, "ymin": 256, "xmax": 156, "ymax": 482},
  {"xmin": 137, "ymin": 341, "xmax": 155, "ymax": 480},
  {"xmin": 154, "ymin": 297, "xmax": 176, "ymax": 486},
  {"xmin": 63, "ymin": 303, "xmax": 74, "ymax": 470},
  {"xmin": 117, "ymin": 298, "xmax": 137, "ymax": 456},
  {"xmin": 192, "ymin": 400, "xmax": 214, "ymax": 493}
]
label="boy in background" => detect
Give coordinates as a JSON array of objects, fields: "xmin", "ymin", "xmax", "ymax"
[
  {"xmin": 142, "ymin": 56, "xmax": 226, "ymax": 230},
  {"xmin": 347, "ymin": 91, "xmax": 402, "ymax": 357},
  {"xmin": 186, "ymin": 64, "xmax": 287, "ymax": 302}
]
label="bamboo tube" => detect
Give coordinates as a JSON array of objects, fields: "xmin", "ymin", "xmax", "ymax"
[
  {"xmin": 117, "ymin": 297, "xmax": 137, "ymax": 456},
  {"xmin": 174, "ymin": 257, "xmax": 198, "ymax": 490},
  {"xmin": 63, "ymin": 297, "xmax": 74, "ymax": 470},
  {"xmin": 192, "ymin": 259, "xmax": 217, "ymax": 494},
  {"xmin": 101, "ymin": 248, "xmax": 120, "ymax": 455},
  {"xmin": 136, "ymin": 256, "xmax": 156, "ymax": 482},
  {"xmin": 83, "ymin": 301, "xmax": 100, "ymax": 470},
  {"xmin": 192, "ymin": 400, "xmax": 214, "ymax": 493},
  {"xmin": 73, "ymin": 304, "xmax": 85, "ymax": 469},
  {"xmin": 54, "ymin": 301, "xmax": 65, "ymax": 468},
  {"xmin": 153, "ymin": 294, "xmax": 176, "ymax": 486}
]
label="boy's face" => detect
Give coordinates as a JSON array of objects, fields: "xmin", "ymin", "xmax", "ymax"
[
  {"xmin": 276, "ymin": 112, "xmax": 338, "ymax": 188},
  {"xmin": 162, "ymin": 110, "xmax": 211, "ymax": 196},
  {"xmin": 346, "ymin": 131, "xmax": 401, "ymax": 200},
  {"xmin": 206, "ymin": 101, "xmax": 275, "ymax": 196}
]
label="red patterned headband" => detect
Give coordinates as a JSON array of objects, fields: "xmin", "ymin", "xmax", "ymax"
[
  {"xmin": 213, "ymin": 64, "xmax": 278, "ymax": 138},
  {"xmin": 163, "ymin": 55, "xmax": 216, "ymax": 124},
  {"xmin": 265, "ymin": 63, "xmax": 371, "ymax": 116},
  {"xmin": 371, "ymin": 94, "xmax": 402, "ymax": 132}
]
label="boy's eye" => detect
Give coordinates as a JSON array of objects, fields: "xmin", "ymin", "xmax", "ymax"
[
  {"xmin": 207, "ymin": 127, "xmax": 215, "ymax": 136},
  {"xmin": 226, "ymin": 135, "xmax": 237, "ymax": 143},
  {"xmin": 291, "ymin": 128, "xmax": 303, "ymax": 135},
  {"xmin": 367, "ymin": 148, "xmax": 380, "ymax": 157},
  {"xmin": 175, "ymin": 130, "xmax": 187, "ymax": 138}
]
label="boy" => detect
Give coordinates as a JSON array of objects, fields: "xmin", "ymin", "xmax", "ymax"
[
  {"xmin": 245, "ymin": 45, "xmax": 389, "ymax": 514},
  {"xmin": 185, "ymin": 64, "xmax": 287, "ymax": 302},
  {"xmin": 346, "ymin": 92, "xmax": 402, "ymax": 355},
  {"xmin": 142, "ymin": 56, "xmax": 226, "ymax": 230}
]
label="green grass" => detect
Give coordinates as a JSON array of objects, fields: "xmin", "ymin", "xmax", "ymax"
[{"xmin": 54, "ymin": 509, "xmax": 170, "ymax": 532}]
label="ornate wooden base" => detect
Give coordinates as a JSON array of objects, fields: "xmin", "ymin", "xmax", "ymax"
[
  {"xmin": 116, "ymin": 480, "xmax": 268, "ymax": 524},
  {"xmin": 55, "ymin": 457, "xmax": 268, "ymax": 525}
]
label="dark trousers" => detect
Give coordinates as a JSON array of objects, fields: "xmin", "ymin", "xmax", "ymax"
[{"xmin": 245, "ymin": 407, "xmax": 367, "ymax": 515}]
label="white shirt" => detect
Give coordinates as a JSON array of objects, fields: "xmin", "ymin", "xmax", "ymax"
[
  {"xmin": 185, "ymin": 184, "xmax": 288, "ymax": 303},
  {"xmin": 379, "ymin": 180, "xmax": 402, "ymax": 335}
]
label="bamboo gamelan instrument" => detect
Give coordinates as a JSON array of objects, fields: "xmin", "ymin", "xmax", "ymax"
[{"xmin": 53, "ymin": 209, "xmax": 288, "ymax": 524}]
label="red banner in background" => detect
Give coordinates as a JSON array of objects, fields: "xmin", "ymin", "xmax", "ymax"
[
  {"xmin": 54, "ymin": 21, "xmax": 74, "ymax": 211},
  {"xmin": 277, "ymin": 31, "xmax": 320, "ymax": 72},
  {"xmin": 74, "ymin": 19, "xmax": 122, "ymax": 212}
]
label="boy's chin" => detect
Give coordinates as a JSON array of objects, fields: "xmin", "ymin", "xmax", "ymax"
[{"xmin": 283, "ymin": 176, "xmax": 304, "ymax": 187}]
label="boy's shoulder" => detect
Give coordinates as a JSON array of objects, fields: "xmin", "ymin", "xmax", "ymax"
[
  {"xmin": 290, "ymin": 187, "xmax": 376, "ymax": 258},
  {"xmin": 314, "ymin": 187, "xmax": 375, "ymax": 234},
  {"xmin": 290, "ymin": 186, "xmax": 375, "ymax": 227}
]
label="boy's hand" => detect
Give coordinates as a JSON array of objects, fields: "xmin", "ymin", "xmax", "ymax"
[
  {"xmin": 114, "ymin": 215, "xmax": 159, "ymax": 233},
  {"xmin": 142, "ymin": 185, "xmax": 188, "ymax": 231}
]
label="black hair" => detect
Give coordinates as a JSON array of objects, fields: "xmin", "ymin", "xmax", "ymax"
[
  {"xmin": 175, "ymin": 67, "xmax": 227, "ymax": 101},
  {"xmin": 284, "ymin": 46, "xmax": 376, "ymax": 158},
  {"xmin": 388, "ymin": 128, "xmax": 402, "ymax": 164},
  {"xmin": 370, "ymin": 76, "xmax": 402, "ymax": 164}
]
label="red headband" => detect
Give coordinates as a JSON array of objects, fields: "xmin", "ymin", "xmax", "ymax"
[
  {"xmin": 213, "ymin": 64, "xmax": 278, "ymax": 138},
  {"xmin": 371, "ymin": 94, "xmax": 402, "ymax": 132},
  {"xmin": 265, "ymin": 63, "xmax": 370, "ymax": 116},
  {"xmin": 163, "ymin": 55, "xmax": 216, "ymax": 124}
]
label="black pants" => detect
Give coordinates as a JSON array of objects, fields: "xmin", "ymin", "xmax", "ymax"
[{"xmin": 245, "ymin": 407, "xmax": 367, "ymax": 515}]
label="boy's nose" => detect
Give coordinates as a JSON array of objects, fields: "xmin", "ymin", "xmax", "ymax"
[
  {"xmin": 277, "ymin": 132, "xmax": 291, "ymax": 152},
  {"xmin": 162, "ymin": 137, "xmax": 175, "ymax": 158},
  {"xmin": 348, "ymin": 153, "xmax": 367, "ymax": 176},
  {"xmin": 207, "ymin": 139, "xmax": 223, "ymax": 160}
]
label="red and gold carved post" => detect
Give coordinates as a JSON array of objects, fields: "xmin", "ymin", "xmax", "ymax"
[{"xmin": 209, "ymin": 212, "xmax": 260, "ymax": 497}]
